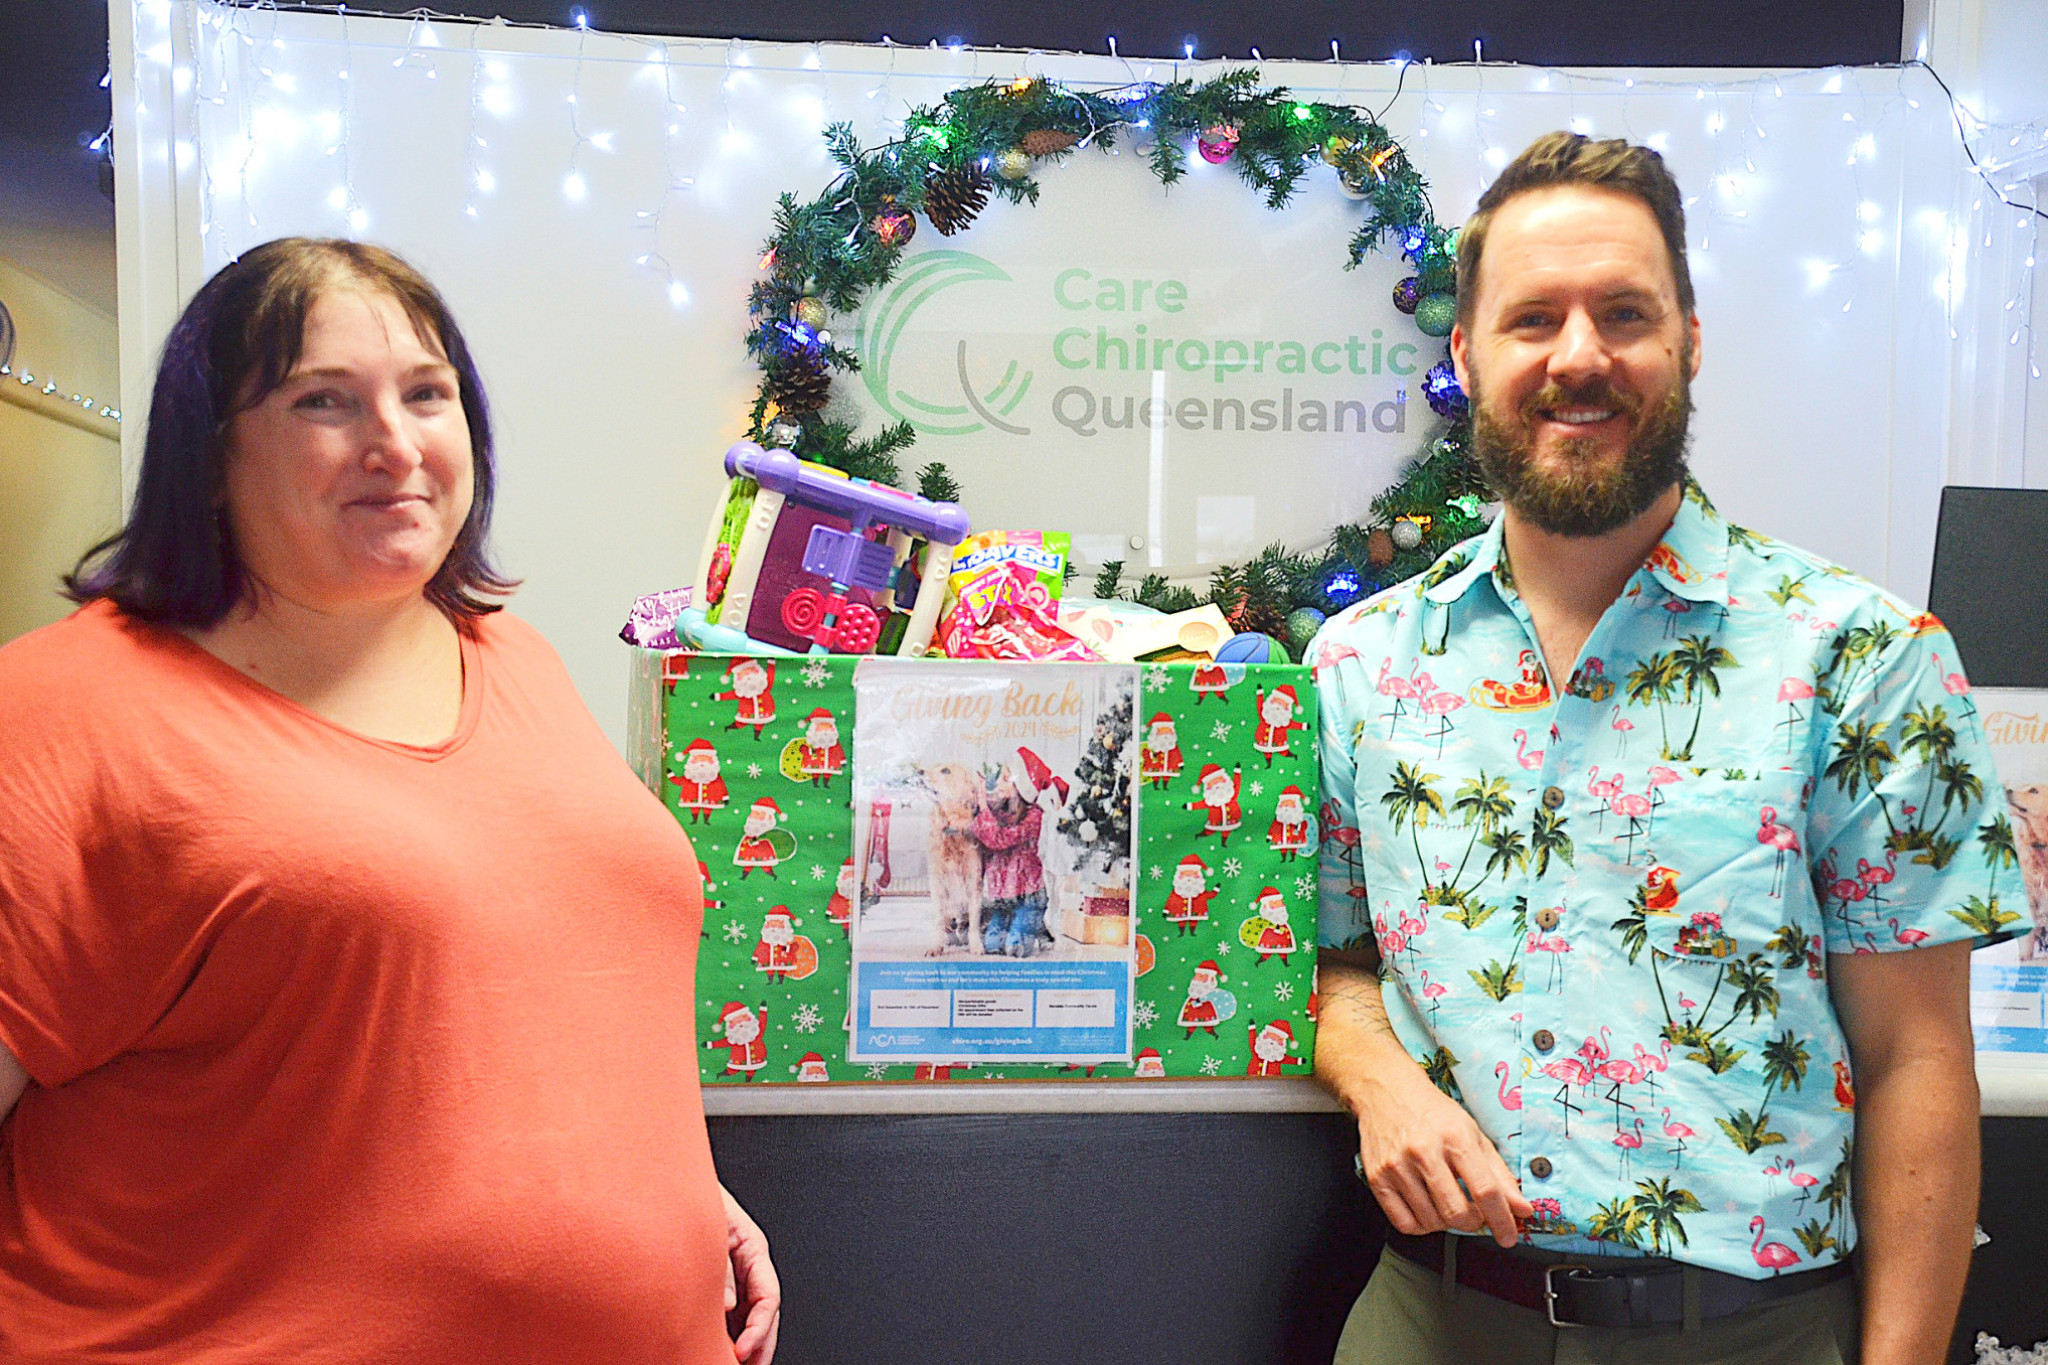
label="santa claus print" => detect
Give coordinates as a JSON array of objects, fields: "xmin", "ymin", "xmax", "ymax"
[
  {"xmin": 825, "ymin": 856, "xmax": 856, "ymax": 938},
  {"xmin": 1132, "ymin": 1047, "xmax": 1166, "ymax": 1079},
  {"xmin": 796, "ymin": 707, "xmax": 846, "ymax": 787},
  {"xmin": 1267, "ymin": 785, "xmax": 1312, "ymax": 862},
  {"xmin": 660, "ymin": 651, "xmax": 692, "ymax": 696},
  {"xmin": 1245, "ymin": 1018, "xmax": 1304, "ymax": 1077},
  {"xmin": 792, "ymin": 1052, "xmax": 830, "ymax": 1083},
  {"xmin": 733, "ymin": 797, "xmax": 792, "ymax": 878},
  {"xmin": 1186, "ymin": 763, "xmax": 1244, "ymax": 844},
  {"xmin": 704, "ymin": 1002, "xmax": 769, "ymax": 1080},
  {"xmin": 697, "ymin": 860, "xmax": 724, "ymax": 915},
  {"xmin": 1139, "ymin": 711, "xmax": 1184, "ymax": 789},
  {"xmin": 1177, "ymin": 960, "xmax": 1236, "ymax": 1037},
  {"xmin": 667, "ymin": 738, "xmax": 729, "ymax": 824},
  {"xmin": 751, "ymin": 907, "xmax": 803, "ymax": 979},
  {"xmin": 1190, "ymin": 660, "xmax": 1232, "ymax": 705},
  {"xmin": 713, "ymin": 657, "xmax": 777, "ymax": 739},
  {"xmin": 1163, "ymin": 854, "xmax": 1217, "ymax": 936},
  {"xmin": 1253, "ymin": 684, "xmax": 1308, "ymax": 766},
  {"xmin": 1239, "ymin": 887, "xmax": 1298, "ymax": 966}
]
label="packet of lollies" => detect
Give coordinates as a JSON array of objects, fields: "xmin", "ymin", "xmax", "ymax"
[
  {"xmin": 945, "ymin": 530, "xmax": 1070, "ymax": 624},
  {"xmin": 937, "ymin": 560, "xmax": 1101, "ymax": 661}
]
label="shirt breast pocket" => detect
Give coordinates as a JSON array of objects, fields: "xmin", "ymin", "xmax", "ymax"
[{"xmin": 1628, "ymin": 767, "xmax": 1823, "ymax": 972}]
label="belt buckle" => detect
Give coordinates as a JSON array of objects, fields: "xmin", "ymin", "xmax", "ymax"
[{"xmin": 1542, "ymin": 1264, "xmax": 1599, "ymax": 1328}]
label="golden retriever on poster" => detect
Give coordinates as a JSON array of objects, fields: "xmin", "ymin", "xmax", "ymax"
[
  {"xmin": 2009, "ymin": 783, "xmax": 2048, "ymax": 960},
  {"xmin": 921, "ymin": 762, "xmax": 985, "ymax": 957}
]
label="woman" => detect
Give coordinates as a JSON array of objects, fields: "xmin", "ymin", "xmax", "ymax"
[{"xmin": 0, "ymin": 239, "xmax": 778, "ymax": 1363}]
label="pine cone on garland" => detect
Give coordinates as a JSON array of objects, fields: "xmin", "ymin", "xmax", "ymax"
[
  {"xmin": 1020, "ymin": 129, "xmax": 1079, "ymax": 157},
  {"xmin": 765, "ymin": 350, "xmax": 831, "ymax": 414},
  {"xmin": 923, "ymin": 165, "xmax": 991, "ymax": 235}
]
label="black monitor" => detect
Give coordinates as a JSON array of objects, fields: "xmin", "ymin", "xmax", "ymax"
[{"xmin": 1927, "ymin": 485, "xmax": 2048, "ymax": 688}]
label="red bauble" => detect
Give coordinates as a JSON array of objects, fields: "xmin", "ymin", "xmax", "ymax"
[{"xmin": 1197, "ymin": 124, "xmax": 1239, "ymax": 164}]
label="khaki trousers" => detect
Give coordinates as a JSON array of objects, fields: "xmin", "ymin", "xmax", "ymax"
[{"xmin": 1334, "ymin": 1246, "xmax": 1861, "ymax": 1365}]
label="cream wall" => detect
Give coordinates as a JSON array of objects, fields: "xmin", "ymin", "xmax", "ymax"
[{"xmin": 0, "ymin": 255, "xmax": 122, "ymax": 644}]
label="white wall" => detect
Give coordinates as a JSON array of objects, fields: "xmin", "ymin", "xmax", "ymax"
[
  {"xmin": 0, "ymin": 255, "xmax": 123, "ymax": 645},
  {"xmin": 113, "ymin": 2, "xmax": 2024, "ymax": 748}
]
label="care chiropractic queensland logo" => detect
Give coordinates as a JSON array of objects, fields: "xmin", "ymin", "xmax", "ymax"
[
  {"xmin": 853, "ymin": 247, "xmax": 1421, "ymax": 444},
  {"xmin": 854, "ymin": 249, "xmax": 1033, "ymax": 437}
]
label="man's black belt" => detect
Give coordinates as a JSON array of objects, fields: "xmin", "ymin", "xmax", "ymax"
[{"xmin": 1383, "ymin": 1229, "xmax": 1854, "ymax": 1329}]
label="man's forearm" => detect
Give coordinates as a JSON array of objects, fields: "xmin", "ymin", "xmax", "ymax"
[
  {"xmin": 1852, "ymin": 1054, "xmax": 1978, "ymax": 1365},
  {"xmin": 1314, "ymin": 950, "xmax": 1430, "ymax": 1115}
]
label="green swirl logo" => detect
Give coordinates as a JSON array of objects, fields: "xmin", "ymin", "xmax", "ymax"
[{"xmin": 854, "ymin": 250, "xmax": 1031, "ymax": 436}]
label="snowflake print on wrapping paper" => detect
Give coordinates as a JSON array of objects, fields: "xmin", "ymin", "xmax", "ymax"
[
  {"xmin": 1247, "ymin": 779, "xmax": 1264, "ymax": 798},
  {"xmin": 1145, "ymin": 668, "xmax": 1170, "ymax": 693},
  {"xmin": 1148, "ymin": 864, "xmax": 1165, "ymax": 881},
  {"xmin": 1200, "ymin": 1056, "xmax": 1222, "ymax": 1076},
  {"xmin": 1273, "ymin": 980, "xmax": 1295, "ymax": 1002},
  {"xmin": 1222, "ymin": 856, "xmax": 1243, "ymax": 878},
  {"xmin": 1210, "ymin": 720, "xmax": 1234, "ymax": 742},
  {"xmin": 1134, "ymin": 999, "xmax": 1159, "ymax": 1029},
  {"xmin": 1215, "ymin": 939, "xmax": 1234, "ymax": 957},
  {"xmin": 866, "ymin": 1064, "xmax": 890, "ymax": 1080},
  {"xmin": 794, "ymin": 1003, "xmax": 822, "ymax": 1033},
  {"xmin": 1295, "ymin": 873, "xmax": 1317, "ymax": 899},
  {"xmin": 746, "ymin": 762, "xmax": 764, "ymax": 779},
  {"xmin": 809, "ymin": 863, "xmax": 827, "ymax": 881},
  {"xmin": 722, "ymin": 920, "xmax": 748, "ymax": 943},
  {"xmin": 802, "ymin": 658, "xmax": 831, "ymax": 688}
]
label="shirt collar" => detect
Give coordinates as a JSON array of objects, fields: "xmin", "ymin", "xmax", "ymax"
[{"xmin": 1420, "ymin": 477, "xmax": 1732, "ymax": 608}]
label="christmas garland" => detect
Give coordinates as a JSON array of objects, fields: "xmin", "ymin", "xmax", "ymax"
[{"xmin": 743, "ymin": 68, "xmax": 1493, "ymax": 652}]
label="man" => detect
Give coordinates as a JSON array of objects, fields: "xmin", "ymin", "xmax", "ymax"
[{"xmin": 1311, "ymin": 132, "xmax": 2007, "ymax": 1364}]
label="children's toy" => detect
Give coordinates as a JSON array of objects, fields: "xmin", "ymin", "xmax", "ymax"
[
  {"xmin": 1215, "ymin": 631, "xmax": 1289, "ymax": 664},
  {"xmin": 1060, "ymin": 602, "xmax": 1234, "ymax": 664},
  {"xmin": 682, "ymin": 442, "xmax": 973, "ymax": 657}
]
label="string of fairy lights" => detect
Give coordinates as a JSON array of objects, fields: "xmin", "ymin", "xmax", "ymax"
[{"xmin": 106, "ymin": 1, "xmax": 2048, "ymax": 443}]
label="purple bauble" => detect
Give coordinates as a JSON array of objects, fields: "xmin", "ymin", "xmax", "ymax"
[
  {"xmin": 1197, "ymin": 124, "xmax": 1239, "ymax": 164},
  {"xmin": 1392, "ymin": 277, "xmax": 1422, "ymax": 314},
  {"xmin": 1424, "ymin": 359, "xmax": 1469, "ymax": 419}
]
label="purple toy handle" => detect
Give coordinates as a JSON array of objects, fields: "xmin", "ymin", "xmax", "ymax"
[{"xmin": 725, "ymin": 441, "xmax": 972, "ymax": 545}]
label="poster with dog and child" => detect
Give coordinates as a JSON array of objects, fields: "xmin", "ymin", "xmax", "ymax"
[
  {"xmin": 847, "ymin": 660, "xmax": 1140, "ymax": 1065},
  {"xmin": 1971, "ymin": 688, "xmax": 2048, "ymax": 1063}
]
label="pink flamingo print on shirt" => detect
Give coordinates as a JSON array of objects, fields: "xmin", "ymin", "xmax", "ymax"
[
  {"xmin": 1613, "ymin": 1116, "xmax": 1645, "ymax": 1179},
  {"xmin": 1644, "ymin": 766, "xmax": 1681, "ymax": 834},
  {"xmin": 1375, "ymin": 657, "xmax": 1417, "ymax": 736},
  {"xmin": 1541, "ymin": 1055, "xmax": 1590, "ymax": 1136},
  {"xmin": 1588, "ymin": 767, "xmax": 1624, "ymax": 833},
  {"xmin": 1495, "ymin": 1060, "xmax": 1523, "ymax": 1139},
  {"xmin": 1933, "ymin": 652, "xmax": 1976, "ymax": 719},
  {"xmin": 1596, "ymin": 1054, "xmax": 1644, "ymax": 1129},
  {"xmin": 1786, "ymin": 1160, "xmax": 1820, "ymax": 1214},
  {"xmin": 1633, "ymin": 1039, "xmax": 1672, "ymax": 1106},
  {"xmin": 1757, "ymin": 806, "xmax": 1801, "ymax": 898},
  {"xmin": 1526, "ymin": 910, "xmax": 1571, "ymax": 991},
  {"xmin": 1890, "ymin": 917, "xmax": 1930, "ymax": 947},
  {"xmin": 1761, "ymin": 1158, "xmax": 1785, "ymax": 1198},
  {"xmin": 1611, "ymin": 790, "xmax": 1654, "ymax": 863},
  {"xmin": 1418, "ymin": 687, "xmax": 1465, "ymax": 756},
  {"xmin": 1418, "ymin": 969, "xmax": 1449, "ymax": 1026},
  {"xmin": 1857, "ymin": 851, "xmax": 1897, "ymax": 907},
  {"xmin": 1776, "ymin": 677, "xmax": 1815, "ymax": 750},
  {"xmin": 1610, "ymin": 706, "xmax": 1635, "ymax": 758},
  {"xmin": 1659, "ymin": 1107, "xmax": 1698, "ymax": 1168},
  {"xmin": 1512, "ymin": 728, "xmax": 1545, "ymax": 771},
  {"xmin": 1750, "ymin": 1217, "xmax": 1801, "ymax": 1275}
]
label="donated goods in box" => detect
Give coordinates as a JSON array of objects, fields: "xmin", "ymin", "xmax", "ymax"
[{"xmin": 629, "ymin": 650, "xmax": 1320, "ymax": 1083}]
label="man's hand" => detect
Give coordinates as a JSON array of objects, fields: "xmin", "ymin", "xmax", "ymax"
[
  {"xmin": 1315, "ymin": 949, "xmax": 1532, "ymax": 1247},
  {"xmin": 721, "ymin": 1183, "xmax": 781, "ymax": 1365},
  {"xmin": 1355, "ymin": 1060, "xmax": 1533, "ymax": 1247}
]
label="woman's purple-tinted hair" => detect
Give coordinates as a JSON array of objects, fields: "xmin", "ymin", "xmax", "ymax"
[{"xmin": 65, "ymin": 237, "xmax": 516, "ymax": 625}]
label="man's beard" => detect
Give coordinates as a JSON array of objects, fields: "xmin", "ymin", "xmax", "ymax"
[{"xmin": 1468, "ymin": 361, "xmax": 1694, "ymax": 537}]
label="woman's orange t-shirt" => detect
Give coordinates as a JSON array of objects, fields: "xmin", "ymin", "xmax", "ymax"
[{"xmin": 0, "ymin": 601, "xmax": 734, "ymax": 1363}]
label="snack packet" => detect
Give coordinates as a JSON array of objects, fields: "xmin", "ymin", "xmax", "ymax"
[
  {"xmin": 938, "ymin": 561, "xmax": 1100, "ymax": 661},
  {"xmin": 947, "ymin": 531, "xmax": 1069, "ymax": 617}
]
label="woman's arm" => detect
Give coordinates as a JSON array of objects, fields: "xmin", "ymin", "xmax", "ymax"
[{"xmin": 1, "ymin": 1042, "xmax": 27, "ymax": 1119}]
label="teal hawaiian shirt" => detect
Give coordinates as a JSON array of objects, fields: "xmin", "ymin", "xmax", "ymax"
[{"xmin": 1311, "ymin": 481, "xmax": 2016, "ymax": 1279}]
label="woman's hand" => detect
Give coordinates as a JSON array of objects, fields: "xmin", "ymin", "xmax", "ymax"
[{"xmin": 721, "ymin": 1183, "xmax": 780, "ymax": 1365}]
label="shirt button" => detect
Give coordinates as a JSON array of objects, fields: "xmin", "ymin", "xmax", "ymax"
[
  {"xmin": 1541, "ymin": 786, "xmax": 1565, "ymax": 810},
  {"xmin": 1532, "ymin": 1029, "xmax": 1556, "ymax": 1053},
  {"xmin": 1529, "ymin": 1157, "xmax": 1554, "ymax": 1180}
]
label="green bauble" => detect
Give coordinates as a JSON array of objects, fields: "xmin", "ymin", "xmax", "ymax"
[
  {"xmin": 1285, "ymin": 607, "xmax": 1327, "ymax": 647},
  {"xmin": 1413, "ymin": 293, "xmax": 1457, "ymax": 337}
]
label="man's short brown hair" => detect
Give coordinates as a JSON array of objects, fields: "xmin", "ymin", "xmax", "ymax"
[{"xmin": 1455, "ymin": 132, "xmax": 1694, "ymax": 330}]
